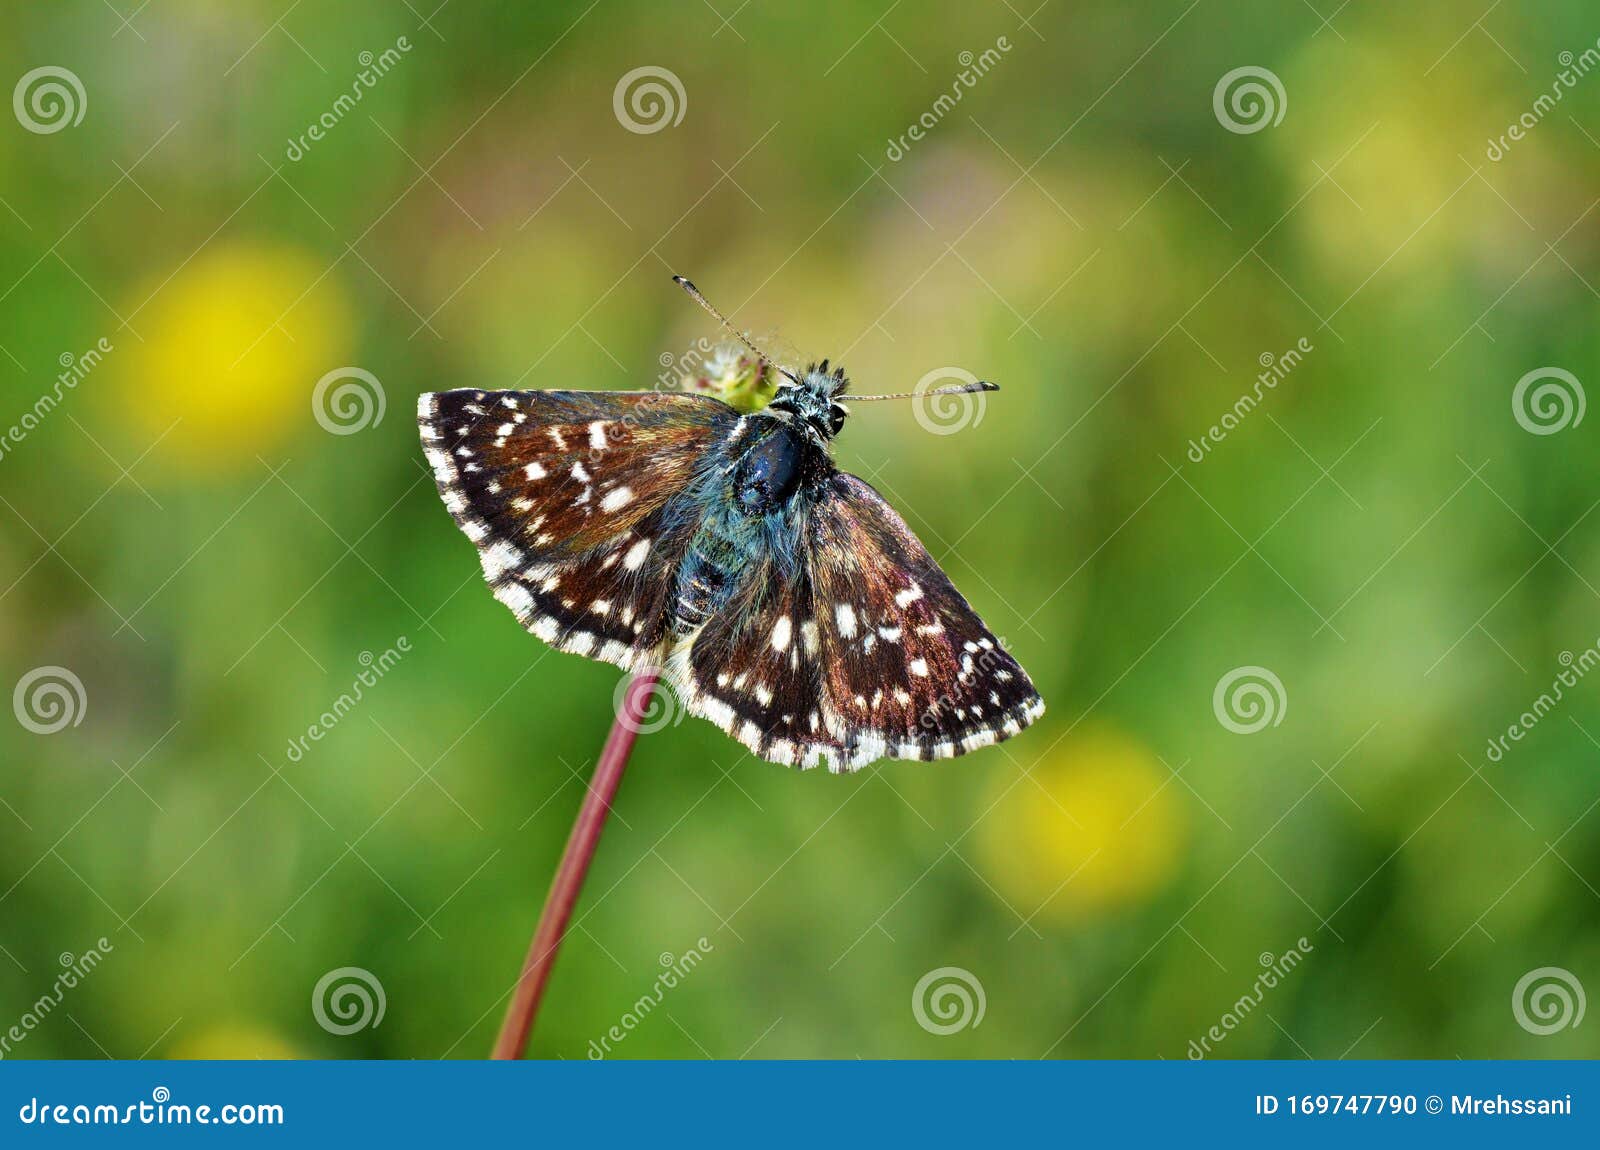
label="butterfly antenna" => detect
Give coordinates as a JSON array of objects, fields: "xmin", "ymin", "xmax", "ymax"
[
  {"xmin": 672, "ymin": 275, "xmax": 801, "ymax": 385},
  {"xmin": 848, "ymin": 381, "xmax": 1000, "ymax": 401}
]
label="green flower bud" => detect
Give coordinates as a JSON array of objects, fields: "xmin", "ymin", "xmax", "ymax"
[{"xmin": 681, "ymin": 342, "xmax": 779, "ymax": 413}]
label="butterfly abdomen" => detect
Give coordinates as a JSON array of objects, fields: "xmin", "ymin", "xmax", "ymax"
[{"xmin": 673, "ymin": 538, "xmax": 736, "ymax": 634}]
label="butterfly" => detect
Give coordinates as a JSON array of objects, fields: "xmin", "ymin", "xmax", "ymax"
[{"xmin": 417, "ymin": 276, "xmax": 1044, "ymax": 772}]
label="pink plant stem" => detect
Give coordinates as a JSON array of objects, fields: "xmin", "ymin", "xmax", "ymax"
[{"xmin": 490, "ymin": 668, "xmax": 659, "ymax": 1059}]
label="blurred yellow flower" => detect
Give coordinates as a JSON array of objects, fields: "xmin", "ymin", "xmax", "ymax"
[
  {"xmin": 979, "ymin": 727, "xmax": 1186, "ymax": 920},
  {"xmin": 1273, "ymin": 37, "xmax": 1500, "ymax": 280},
  {"xmin": 121, "ymin": 243, "xmax": 351, "ymax": 472},
  {"xmin": 167, "ymin": 1022, "xmax": 300, "ymax": 1060}
]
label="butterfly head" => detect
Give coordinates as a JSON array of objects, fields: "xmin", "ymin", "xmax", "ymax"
[{"xmin": 769, "ymin": 359, "xmax": 850, "ymax": 441}]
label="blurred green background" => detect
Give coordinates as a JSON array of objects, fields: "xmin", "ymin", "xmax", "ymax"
[{"xmin": 3, "ymin": 0, "xmax": 1599, "ymax": 1060}]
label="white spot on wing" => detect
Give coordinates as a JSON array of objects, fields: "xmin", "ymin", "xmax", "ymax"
[
  {"xmin": 600, "ymin": 486, "xmax": 634, "ymax": 512},
  {"xmin": 494, "ymin": 582, "xmax": 534, "ymax": 618},
  {"xmin": 481, "ymin": 541, "xmax": 523, "ymax": 580},
  {"xmin": 771, "ymin": 616, "xmax": 792, "ymax": 652},
  {"xmin": 623, "ymin": 538, "xmax": 651, "ymax": 570},
  {"xmin": 424, "ymin": 447, "xmax": 457, "ymax": 484},
  {"xmin": 835, "ymin": 603, "xmax": 857, "ymax": 639}
]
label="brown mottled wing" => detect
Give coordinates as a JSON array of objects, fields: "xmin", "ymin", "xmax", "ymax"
[
  {"xmin": 666, "ymin": 546, "xmax": 823, "ymax": 767},
  {"xmin": 664, "ymin": 471, "xmax": 1044, "ymax": 773},
  {"xmin": 418, "ymin": 389, "xmax": 736, "ymax": 668},
  {"xmin": 803, "ymin": 472, "xmax": 1044, "ymax": 771}
]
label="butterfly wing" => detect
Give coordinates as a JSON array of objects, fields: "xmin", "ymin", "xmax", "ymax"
[
  {"xmin": 666, "ymin": 544, "xmax": 824, "ymax": 767},
  {"xmin": 418, "ymin": 389, "xmax": 738, "ymax": 669},
  {"xmin": 664, "ymin": 469, "xmax": 1044, "ymax": 772},
  {"xmin": 421, "ymin": 389, "xmax": 1042, "ymax": 770},
  {"xmin": 810, "ymin": 473, "xmax": 1043, "ymax": 768}
]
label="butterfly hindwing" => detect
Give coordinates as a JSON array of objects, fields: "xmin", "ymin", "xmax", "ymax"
[
  {"xmin": 661, "ymin": 470, "xmax": 1043, "ymax": 772},
  {"xmin": 419, "ymin": 389, "xmax": 737, "ymax": 668},
  {"xmin": 668, "ymin": 546, "xmax": 824, "ymax": 767},
  {"xmin": 806, "ymin": 473, "xmax": 1042, "ymax": 769}
]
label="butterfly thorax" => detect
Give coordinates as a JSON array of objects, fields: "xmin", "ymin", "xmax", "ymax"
[{"xmin": 670, "ymin": 408, "xmax": 833, "ymax": 636}]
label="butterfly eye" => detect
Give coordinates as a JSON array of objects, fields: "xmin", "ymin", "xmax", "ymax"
[{"xmin": 829, "ymin": 406, "xmax": 846, "ymax": 436}]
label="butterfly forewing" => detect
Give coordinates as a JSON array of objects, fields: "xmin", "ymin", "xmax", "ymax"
[{"xmin": 419, "ymin": 389, "xmax": 736, "ymax": 669}]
